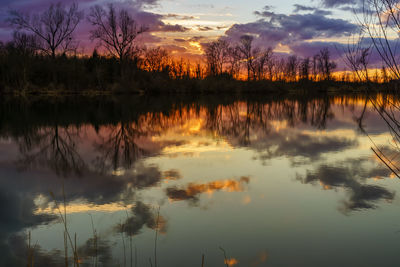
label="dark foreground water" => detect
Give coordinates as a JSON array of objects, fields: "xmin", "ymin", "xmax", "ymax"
[{"xmin": 1, "ymin": 94, "xmax": 400, "ymax": 267}]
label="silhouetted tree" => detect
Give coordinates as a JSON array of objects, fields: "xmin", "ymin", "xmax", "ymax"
[
  {"xmin": 204, "ymin": 40, "xmax": 229, "ymax": 76},
  {"xmin": 359, "ymin": 0, "xmax": 400, "ymax": 79},
  {"xmin": 8, "ymin": 2, "xmax": 83, "ymax": 58},
  {"xmin": 227, "ymin": 46, "xmax": 242, "ymax": 79},
  {"xmin": 343, "ymin": 35, "xmax": 372, "ymax": 82},
  {"xmin": 88, "ymin": 4, "xmax": 147, "ymax": 61},
  {"xmin": 253, "ymin": 48, "xmax": 273, "ymax": 81},
  {"xmin": 238, "ymin": 35, "xmax": 255, "ymax": 81},
  {"xmin": 299, "ymin": 57, "xmax": 310, "ymax": 81},
  {"xmin": 316, "ymin": 48, "xmax": 336, "ymax": 81},
  {"xmin": 286, "ymin": 55, "xmax": 298, "ymax": 82},
  {"xmin": 143, "ymin": 47, "xmax": 170, "ymax": 72}
]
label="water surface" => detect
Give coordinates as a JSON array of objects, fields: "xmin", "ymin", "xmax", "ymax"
[{"xmin": 0, "ymin": 94, "xmax": 399, "ymax": 267}]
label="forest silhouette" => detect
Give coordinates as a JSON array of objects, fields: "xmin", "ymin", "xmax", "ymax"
[{"xmin": 1, "ymin": 2, "xmax": 398, "ymax": 94}]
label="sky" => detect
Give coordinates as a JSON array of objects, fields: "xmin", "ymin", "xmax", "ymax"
[{"xmin": 0, "ymin": 0, "xmax": 365, "ymax": 61}]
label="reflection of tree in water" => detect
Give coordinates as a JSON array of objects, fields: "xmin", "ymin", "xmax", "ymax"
[
  {"xmin": 204, "ymin": 97, "xmax": 333, "ymax": 146},
  {"xmin": 355, "ymin": 95, "xmax": 400, "ymax": 178},
  {"xmin": 16, "ymin": 125, "xmax": 86, "ymax": 177},
  {"xmin": 94, "ymin": 108, "xmax": 203, "ymax": 172},
  {"xmin": 94, "ymin": 122, "xmax": 149, "ymax": 172}
]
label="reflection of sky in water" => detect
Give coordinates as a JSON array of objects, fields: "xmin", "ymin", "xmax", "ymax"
[{"xmin": 0, "ymin": 96, "xmax": 400, "ymax": 266}]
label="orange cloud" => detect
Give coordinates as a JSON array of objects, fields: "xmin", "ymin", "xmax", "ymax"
[{"xmin": 166, "ymin": 177, "xmax": 250, "ymax": 201}]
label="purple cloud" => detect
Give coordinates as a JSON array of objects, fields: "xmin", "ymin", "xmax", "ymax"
[
  {"xmin": 223, "ymin": 7, "xmax": 357, "ymax": 50},
  {"xmin": 0, "ymin": 0, "xmax": 187, "ymax": 53}
]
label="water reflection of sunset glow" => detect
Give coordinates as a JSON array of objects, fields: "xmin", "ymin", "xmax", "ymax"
[
  {"xmin": 35, "ymin": 202, "xmax": 133, "ymax": 214},
  {"xmin": 224, "ymin": 258, "xmax": 239, "ymax": 267},
  {"xmin": 3, "ymin": 95, "xmax": 400, "ymax": 266},
  {"xmin": 167, "ymin": 177, "xmax": 250, "ymax": 201}
]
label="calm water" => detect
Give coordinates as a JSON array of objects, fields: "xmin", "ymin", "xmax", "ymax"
[{"xmin": 1, "ymin": 94, "xmax": 400, "ymax": 267}]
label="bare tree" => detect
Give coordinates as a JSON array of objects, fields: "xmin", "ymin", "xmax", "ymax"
[
  {"xmin": 88, "ymin": 4, "xmax": 147, "ymax": 61},
  {"xmin": 359, "ymin": 0, "xmax": 400, "ymax": 79},
  {"xmin": 286, "ymin": 55, "xmax": 298, "ymax": 82},
  {"xmin": 238, "ymin": 35, "xmax": 255, "ymax": 81},
  {"xmin": 204, "ymin": 40, "xmax": 229, "ymax": 76},
  {"xmin": 226, "ymin": 46, "xmax": 242, "ymax": 79},
  {"xmin": 143, "ymin": 47, "xmax": 170, "ymax": 72},
  {"xmin": 311, "ymin": 54, "xmax": 319, "ymax": 81},
  {"xmin": 343, "ymin": 35, "xmax": 372, "ymax": 82},
  {"xmin": 8, "ymin": 2, "xmax": 83, "ymax": 58},
  {"xmin": 316, "ymin": 48, "xmax": 337, "ymax": 81},
  {"xmin": 299, "ymin": 57, "xmax": 311, "ymax": 81},
  {"xmin": 10, "ymin": 31, "xmax": 39, "ymax": 56},
  {"xmin": 253, "ymin": 48, "xmax": 273, "ymax": 81}
]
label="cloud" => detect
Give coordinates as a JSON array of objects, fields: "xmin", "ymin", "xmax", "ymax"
[
  {"xmin": 134, "ymin": 0, "xmax": 160, "ymax": 9},
  {"xmin": 153, "ymin": 24, "xmax": 190, "ymax": 32},
  {"xmin": 0, "ymin": 0, "xmax": 188, "ymax": 52},
  {"xmin": 293, "ymin": 4, "xmax": 317, "ymax": 12},
  {"xmin": 223, "ymin": 6, "xmax": 357, "ymax": 50},
  {"xmin": 163, "ymin": 169, "xmax": 182, "ymax": 180},
  {"xmin": 166, "ymin": 177, "xmax": 250, "ymax": 203},
  {"xmin": 2, "ymin": 234, "xmax": 65, "ymax": 267},
  {"xmin": 253, "ymin": 132, "xmax": 357, "ymax": 163},
  {"xmin": 163, "ymin": 13, "xmax": 196, "ymax": 20},
  {"xmin": 293, "ymin": 4, "xmax": 332, "ymax": 15},
  {"xmin": 296, "ymin": 158, "xmax": 394, "ymax": 214},
  {"xmin": 117, "ymin": 201, "xmax": 167, "ymax": 236},
  {"xmin": 319, "ymin": 0, "xmax": 360, "ymax": 8},
  {"xmin": 289, "ymin": 37, "xmax": 400, "ymax": 68},
  {"xmin": 289, "ymin": 41, "xmax": 346, "ymax": 59}
]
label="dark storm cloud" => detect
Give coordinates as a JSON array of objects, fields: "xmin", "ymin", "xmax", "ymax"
[{"xmin": 296, "ymin": 158, "xmax": 395, "ymax": 214}]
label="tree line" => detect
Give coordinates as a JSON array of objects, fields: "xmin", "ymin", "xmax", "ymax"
[
  {"xmin": 204, "ymin": 36, "xmax": 338, "ymax": 81},
  {"xmin": 0, "ymin": 1, "xmax": 395, "ymax": 93}
]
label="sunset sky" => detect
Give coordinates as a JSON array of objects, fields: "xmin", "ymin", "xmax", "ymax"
[{"xmin": 0, "ymin": 0, "xmax": 364, "ymax": 61}]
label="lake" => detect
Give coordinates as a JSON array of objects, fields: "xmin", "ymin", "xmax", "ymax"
[{"xmin": 0, "ymin": 93, "xmax": 399, "ymax": 267}]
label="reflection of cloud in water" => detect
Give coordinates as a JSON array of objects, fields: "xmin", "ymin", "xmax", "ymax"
[
  {"xmin": 251, "ymin": 130, "xmax": 357, "ymax": 164},
  {"xmin": 2, "ymin": 233, "xmax": 115, "ymax": 267},
  {"xmin": 163, "ymin": 169, "xmax": 182, "ymax": 181},
  {"xmin": 0, "ymin": 160, "xmax": 167, "ymax": 265},
  {"xmin": 296, "ymin": 158, "xmax": 395, "ymax": 214},
  {"xmin": 3, "ymin": 234, "xmax": 65, "ymax": 267},
  {"xmin": 166, "ymin": 177, "xmax": 250, "ymax": 203},
  {"xmin": 117, "ymin": 201, "xmax": 167, "ymax": 236},
  {"xmin": 78, "ymin": 237, "xmax": 113, "ymax": 266}
]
